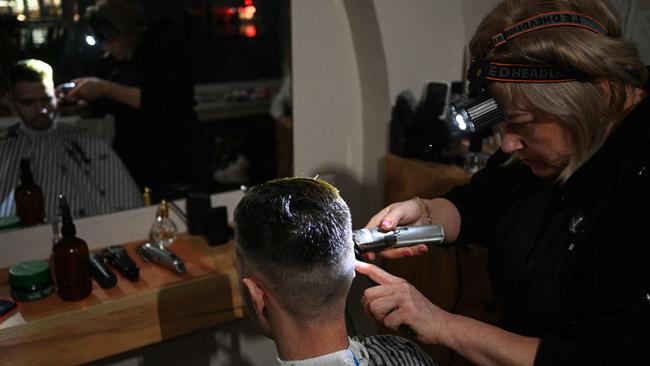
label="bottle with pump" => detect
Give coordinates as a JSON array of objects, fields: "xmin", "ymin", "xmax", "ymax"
[
  {"xmin": 149, "ymin": 200, "xmax": 177, "ymax": 248},
  {"xmin": 52, "ymin": 194, "xmax": 92, "ymax": 301},
  {"xmin": 15, "ymin": 158, "xmax": 45, "ymax": 226}
]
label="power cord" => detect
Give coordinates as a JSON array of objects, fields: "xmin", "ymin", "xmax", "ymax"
[{"xmin": 447, "ymin": 243, "xmax": 464, "ymax": 366}]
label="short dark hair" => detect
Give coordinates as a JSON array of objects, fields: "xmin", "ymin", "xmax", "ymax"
[
  {"xmin": 8, "ymin": 59, "xmax": 53, "ymax": 91},
  {"xmin": 234, "ymin": 177, "xmax": 354, "ymax": 320}
]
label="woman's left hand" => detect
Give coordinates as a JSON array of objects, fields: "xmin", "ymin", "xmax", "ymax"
[
  {"xmin": 356, "ymin": 260, "xmax": 449, "ymax": 345},
  {"xmin": 68, "ymin": 77, "xmax": 112, "ymax": 101}
]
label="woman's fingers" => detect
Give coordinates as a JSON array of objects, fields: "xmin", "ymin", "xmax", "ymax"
[
  {"xmin": 360, "ymin": 200, "xmax": 433, "ymax": 260},
  {"xmin": 355, "ymin": 260, "xmax": 405, "ymax": 285},
  {"xmin": 379, "ymin": 244, "xmax": 429, "ymax": 259},
  {"xmin": 365, "ymin": 206, "xmax": 393, "ymax": 229},
  {"xmin": 365, "ymin": 199, "xmax": 423, "ymax": 230},
  {"xmin": 357, "ymin": 260, "xmax": 445, "ymax": 344},
  {"xmin": 365, "ymin": 293, "xmax": 401, "ymax": 321}
]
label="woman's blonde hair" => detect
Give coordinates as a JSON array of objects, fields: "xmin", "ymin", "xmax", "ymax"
[
  {"xmin": 471, "ymin": 0, "xmax": 647, "ymax": 182},
  {"xmin": 86, "ymin": 0, "xmax": 147, "ymax": 58}
]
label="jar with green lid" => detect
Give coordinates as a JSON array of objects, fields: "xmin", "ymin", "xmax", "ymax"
[
  {"xmin": 0, "ymin": 216, "xmax": 22, "ymax": 231},
  {"xmin": 9, "ymin": 260, "xmax": 55, "ymax": 301}
]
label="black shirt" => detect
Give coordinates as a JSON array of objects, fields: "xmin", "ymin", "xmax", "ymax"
[
  {"xmin": 93, "ymin": 20, "xmax": 204, "ymax": 199},
  {"xmin": 446, "ymin": 93, "xmax": 650, "ymax": 365}
]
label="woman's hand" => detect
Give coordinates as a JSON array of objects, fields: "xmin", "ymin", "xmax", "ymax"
[
  {"xmin": 356, "ymin": 260, "xmax": 449, "ymax": 345},
  {"xmin": 68, "ymin": 77, "xmax": 112, "ymax": 101},
  {"xmin": 363, "ymin": 198, "xmax": 432, "ymax": 260},
  {"xmin": 362, "ymin": 198, "xmax": 461, "ymax": 260}
]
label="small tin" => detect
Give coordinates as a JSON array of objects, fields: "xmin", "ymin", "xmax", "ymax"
[
  {"xmin": 0, "ymin": 216, "xmax": 21, "ymax": 231},
  {"xmin": 9, "ymin": 260, "xmax": 55, "ymax": 301}
]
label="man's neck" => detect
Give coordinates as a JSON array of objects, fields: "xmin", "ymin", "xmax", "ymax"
[
  {"xmin": 273, "ymin": 315, "xmax": 350, "ymax": 361},
  {"xmin": 20, "ymin": 120, "xmax": 57, "ymax": 137}
]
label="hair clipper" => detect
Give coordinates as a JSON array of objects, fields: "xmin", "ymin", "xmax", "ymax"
[
  {"xmin": 137, "ymin": 242, "xmax": 187, "ymax": 274},
  {"xmin": 353, "ymin": 224, "xmax": 445, "ymax": 256}
]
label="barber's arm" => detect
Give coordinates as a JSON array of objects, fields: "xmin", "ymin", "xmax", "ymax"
[
  {"xmin": 69, "ymin": 77, "xmax": 141, "ymax": 110},
  {"xmin": 359, "ymin": 204, "xmax": 650, "ymax": 366},
  {"xmin": 365, "ymin": 150, "xmax": 516, "ymax": 260},
  {"xmin": 356, "ymin": 260, "xmax": 540, "ymax": 366}
]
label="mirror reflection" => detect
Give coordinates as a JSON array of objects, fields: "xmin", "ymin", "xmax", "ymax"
[{"xmin": 0, "ymin": 0, "xmax": 292, "ymax": 227}]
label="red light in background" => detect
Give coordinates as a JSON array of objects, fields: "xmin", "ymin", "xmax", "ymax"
[
  {"xmin": 237, "ymin": 5, "xmax": 256, "ymax": 20},
  {"xmin": 244, "ymin": 0, "xmax": 253, "ymax": 5},
  {"xmin": 214, "ymin": 6, "xmax": 236, "ymax": 17},
  {"xmin": 240, "ymin": 24, "xmax": 257, "ymax": 38}
]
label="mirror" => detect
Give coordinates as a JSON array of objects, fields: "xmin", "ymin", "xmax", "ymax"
[{"xmin": 0, "ymin": 0, "xmax": 291, "ymax": 226}]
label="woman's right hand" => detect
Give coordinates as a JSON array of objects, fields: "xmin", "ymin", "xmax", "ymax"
[
  {"xmin": 68, "ymin": 77, "xmax": 112, "ymax": 101},
  {"xmin": 363, "ymin": 198, "xmax": 431, "ymax": 260},
  {"xmin": 356, "ymin": 260, "xmax": 449, "ymax": 345}
]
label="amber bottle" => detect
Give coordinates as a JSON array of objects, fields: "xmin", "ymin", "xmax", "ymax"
[
  {"xmin": 52, "ymin": 195, "xmax": 92, "ymax": 301},
  {"xmin": 15, "ymin": 158, "xmax": 45, "ymax": 226}
]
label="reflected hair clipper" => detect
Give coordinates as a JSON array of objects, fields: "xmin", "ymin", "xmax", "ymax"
[{"xmin": 103, "ymin": 246, "xmax": 140, "ymax": 282}]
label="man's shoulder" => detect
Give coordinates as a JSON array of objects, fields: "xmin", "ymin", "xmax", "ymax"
[
  {"xmin": 55, "ymin": 124, "xmax": 107, "ymax": 144},
  {"xmin": 56, "ymin": 123, "xmax": 94, "ymax": 136},
  {"xmin": 0, "ymin": 123, "xmax": 21, "ymax": 142},
  {"xmin": 352, "ymin": 334, "xmax": 437, "ymax": 366}
]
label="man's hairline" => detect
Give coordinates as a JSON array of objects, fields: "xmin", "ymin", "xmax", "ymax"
[
  {"xmin": 10, "ymin": 80, "xmax": 55, "ymax": 98},
  {"xmin": 234, "ymin": 238, "xmax": 354, "ymax": 288}
]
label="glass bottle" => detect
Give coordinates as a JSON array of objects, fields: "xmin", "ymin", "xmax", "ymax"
[
  {"xmin": 142, "ymin": 186, "xmax": 152, "ymax": 206},
  {"xmin": 52, "ymin": 194, "xmax": 92, "ymax": 301},
  {"xmin": 15, "ymin": 158, "xmax": 45, "ymax": 226},
  {"xmin": 149, "ymin": 200, "xmax": 178, "ymax": 248}
]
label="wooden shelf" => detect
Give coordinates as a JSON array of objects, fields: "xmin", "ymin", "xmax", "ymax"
[{"xmin": 0, "ymin": 234, "xmax": 245, "ymax": 366}]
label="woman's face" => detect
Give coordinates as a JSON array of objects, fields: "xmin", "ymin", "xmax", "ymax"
[
  {"xmin": 102, "ymin": 38, "xmax": 129, "ymax": 61},
  {"xmin": 498, "ymin": 107, "xmax": 575, "ymax": 178}
]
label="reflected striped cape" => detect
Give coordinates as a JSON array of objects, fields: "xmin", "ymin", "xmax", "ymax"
[{"xmin": 0, "ymin": 122, "xmax": 142, "ymax": 221}]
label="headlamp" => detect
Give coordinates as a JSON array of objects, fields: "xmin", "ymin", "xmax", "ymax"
[
  {"xmin": 450, "ymin": 62, "xmax": 586, "ymax": 133},
  {"xmin": 88, "ymin": 16, "xmax": 120, "ymax": 42},
  {"xmin": 450, "ymin": 91, "xmax": 503, "ymax": 133},
  {"xmin": 450, "ymin": 11, "xmax": 607, "ymax": 134}
]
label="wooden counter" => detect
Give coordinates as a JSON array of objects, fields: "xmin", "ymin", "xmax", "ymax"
[{"xmin": 0, "ymin": 235, "xmax": 245, "ymax": 366}]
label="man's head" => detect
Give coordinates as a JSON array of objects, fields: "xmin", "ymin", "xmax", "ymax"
[
  {"xmin": 9, "ymin": 59, "xmax": 57, "ymax": 131},
  {"xmin": 234, "ymin": 177, "xmax": 354, "ymax": 335}
]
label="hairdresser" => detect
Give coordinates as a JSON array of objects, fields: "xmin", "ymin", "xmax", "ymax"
[
  {"xmin": 357, "ymin": 0, "xmax": 650, "ymax": 364},
  {"xmin": 65, "ymin": 0, "xmax": 205, "ymax": 202}
]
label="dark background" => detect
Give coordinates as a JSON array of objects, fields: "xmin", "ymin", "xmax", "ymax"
[
  {"xmin": 0, "ymin": 0, "xmax": 291, "ymax": 199},
  {"xmin": 0, "ymin": 0, "xmax": 290, "ymax": 94}
]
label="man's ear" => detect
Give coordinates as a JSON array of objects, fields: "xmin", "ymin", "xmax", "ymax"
[{"xmin": 242, "ymin": 277, "xmax": 272, "ymax": 332}]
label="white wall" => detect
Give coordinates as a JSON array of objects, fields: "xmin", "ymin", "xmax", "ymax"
[
  {"xmin": 293, "ymin": 0, "xmax": 498, "ymax": 227},
  {"xmin": 292, "ymin": 1, "xmax": 367, "ymax": 223},
  {"xmin": 374, "ymin": 0, "xmax": 467, "ymax": 101}
]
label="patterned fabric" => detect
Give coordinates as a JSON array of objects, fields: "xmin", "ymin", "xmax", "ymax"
[
  {"xmin": 354, "ymin": 335, "xmax": 437, "ymax": 366},
  {"xmin": 277, "ymin": 335, "xmax": 437, "ymax": 366},
  {"xmin": 0, "ymin": 122, "xmax": 142, "ymax": 220}
]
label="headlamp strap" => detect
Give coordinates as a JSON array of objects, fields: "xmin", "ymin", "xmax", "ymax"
[
  {"xmin": 469, "ymin": 61, "xmax": 585, "ymax": 85},
  {"xmin": 467, "ymin": 11, "xmax": 606, "ymax": 90},
  {"xmin": 490, "ymin": 11, "xmax": 608, "ymax": 51}
]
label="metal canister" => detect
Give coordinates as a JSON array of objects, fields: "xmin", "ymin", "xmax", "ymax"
[{"xmin": 9, "ymin": 260, "xmax": 55, "ymax": 301}]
